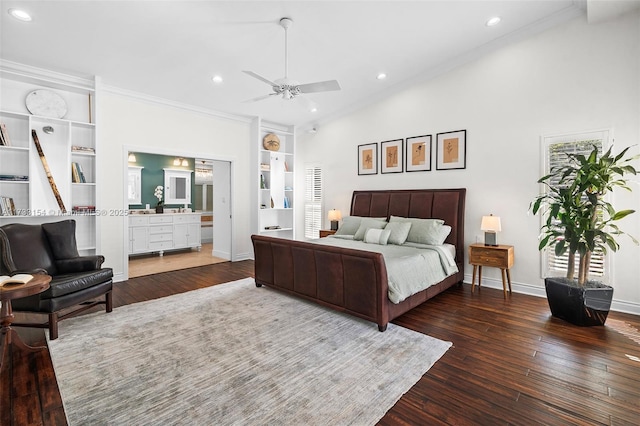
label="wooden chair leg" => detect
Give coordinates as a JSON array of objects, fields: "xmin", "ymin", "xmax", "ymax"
[
  {"xmin": 106, "ymin": 291, "xmax": 113, "ymax": 313},
  {"xmin": 49, "ymin": 313, "xmax": 58, "ymax": 340}
]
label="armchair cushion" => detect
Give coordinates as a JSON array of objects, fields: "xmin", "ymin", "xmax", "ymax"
[
  {"xmin": 42, "ymin": 220, "xmax": 79, "ymax": 260},
  {"xmin": 55, "ymin": 255, "xmax": 105, "ymax": 274},
  {"xmin": 42, "ymin": 268, "xmax": 114, "ymax": 299}
]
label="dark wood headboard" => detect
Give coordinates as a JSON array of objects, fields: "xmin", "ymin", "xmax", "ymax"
[{"xmin": 350, "ymin": 189, "xmax": 466, "ymax": 264}]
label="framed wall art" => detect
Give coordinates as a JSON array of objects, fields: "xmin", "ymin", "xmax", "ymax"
[
  {"xmin": 381, "ymin": 139, "xmax": 403, "ymax": 174},
  {"xmin": 357, "ymin": 142, "xmax": 378, "ymax": 175},
  {"xmin": 436, "ymin": 129, "xmax": 466, "ymax": 170},
  {"xmin": 405, "ymin": 135, "xmax": 431, "ymax": 172}
]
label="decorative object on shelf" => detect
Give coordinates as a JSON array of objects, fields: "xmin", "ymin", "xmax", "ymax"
[
  {"xmin": 42, "ymin": 126, "xmax": 55, "ymax": 134},
  {"xmin": 530, "ymin": 144, "xmax": 638, "ymax": 326},
  {"xmin": 405, "ymin": 135, "xmax": 432, "ymax": 172},
  {"xmin": 260, "ymin": 174, "xmax": 266, "ymax": 189},
  {"xmin": 25, "ymin": 89, "xmax": 68, "ymax": 118},
  {"xmin": 284, "ymin": 197, "xmax": 290, "ymax": 208},
  {"xmin": 154, "ymin": 185, "xmax": 164, "ymax": 214},
  {"xmin": 31, "ymin": 130, "xmax": 67, "ymax": 213},
  {"xmin": 480, "ymin": 214, "xmax": 501, "ymax": 246},
  {"xmin": 263, "ymin": 133, "xmax": 281, "ymax": 151},
  {"xmin": 270, "ymin": 197, "xmax": 274, "ymax": 208},
  {"xmin": 381, "ymin": 139, "xmax": 404, "ymax": 174},
  {"xmin": 328, "ymin": 209, "xmax": 342, "ymax": 230},
  {"xmin": 436, "ymin": 129, "xmax": 466, "ymax": 170},
  {"xmin": 358, "ymin": 142, "xmax": 378, "ymax": 175}
]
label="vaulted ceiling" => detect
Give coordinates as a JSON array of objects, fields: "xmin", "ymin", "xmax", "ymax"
[{"xmin": 1, "ymin": 1, "xmax": 636, "ymax": 128}]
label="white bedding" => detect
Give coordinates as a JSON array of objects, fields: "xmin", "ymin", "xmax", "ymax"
[{"xmin": 311, "ymin": 236, "xmax": 459, "ymax": 304}]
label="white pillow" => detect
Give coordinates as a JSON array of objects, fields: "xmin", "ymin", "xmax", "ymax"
[
  {"xmin": 389, "ymin": 216, "xmax": 445, "ymax": 245},
  {"xmin": 384, "ymin": 221, "xmax": 412, "ymax": 245},
  {"xmin": 364, "ymin": 228, "xmax": 391, "ymax": 245},
  {"xmin": 354, "ymin": 218, "xmax": 388, "ymax": 240},
  {"xmin": 437, "ymin": 225, "xmax": 452, "ymax": 245}
]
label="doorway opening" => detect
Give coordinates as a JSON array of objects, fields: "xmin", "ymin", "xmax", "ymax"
[{"xmin": 124, "ymin": 150, "xmax": 233, "ymax": 279}]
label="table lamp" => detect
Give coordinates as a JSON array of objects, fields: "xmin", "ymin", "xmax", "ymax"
[
  {"xmin": 328, "ymin": 209, "xmax": 342, "ymax": 231},
  {"xmin": 481, "ymin": 214, "xmax": 501, "ymax": 246}
]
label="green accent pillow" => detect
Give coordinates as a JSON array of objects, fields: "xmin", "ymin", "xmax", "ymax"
[
  {"xmin": 364, "ymin": 228, "xmax": 391, "ymax": 245},
  {"xmin": 334, "ymin": 216, "xmax": 362, "ymax": 236},
  {"xmin": 384, "ymin": 221, "xmax": 412, "ymax": 245}
]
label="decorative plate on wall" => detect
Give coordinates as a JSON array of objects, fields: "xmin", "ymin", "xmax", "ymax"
[{"xmin": 25, "ymin": 89, "xmax": 68, "ymax": 119}]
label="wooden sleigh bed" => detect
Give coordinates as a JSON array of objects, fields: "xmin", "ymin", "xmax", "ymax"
[{"xmin": 251, "ymin": 188, "xmax": 466, "ymax": 331}]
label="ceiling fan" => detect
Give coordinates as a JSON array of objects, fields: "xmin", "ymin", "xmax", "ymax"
[{"xmin": 243, "ymin": 17, "xmax": 341, "ymax": 103}]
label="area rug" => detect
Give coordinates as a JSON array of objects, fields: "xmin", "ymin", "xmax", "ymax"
[{"xmin": 47, "ymin": 278, "xmax": 452, "ymax": 425}]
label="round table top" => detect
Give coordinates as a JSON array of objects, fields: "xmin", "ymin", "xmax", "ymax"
[{"xmin": 0, "ymin": 274, "xmax": 51, "ymax": 301}]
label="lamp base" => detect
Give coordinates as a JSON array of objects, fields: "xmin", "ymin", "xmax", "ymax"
[
  {"xmin": 330, "ymin": 221, "xmax": 339, "ymax": 231},
  {"xmin": 484, "ymin": 231, "xmax": 497, "ymax": 246}
]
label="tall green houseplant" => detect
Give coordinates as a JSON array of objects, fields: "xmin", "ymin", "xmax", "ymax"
[{"xmin": 532, "ymin": 145, "xmax": 637, "ymax": 285}]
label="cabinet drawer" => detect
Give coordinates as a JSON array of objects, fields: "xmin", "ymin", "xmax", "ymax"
[
  {"xmin": 469, "ymin": 253, "xmax": 505, "ymax": 267},
  {"xmin": 174, "ymin": 214, "xmax": 200, "ymax": 224},
  {"xmin": 148, "ymin": 241, "xmax": 173, "ymax": 251},
  {"xmin": 129, "ymin": 216, "xmax": 148, "ymax": 226},
  {"xmin": 149, "ymin": 215, "xmax": 173, "ymax": 224},
  {"xmin": 148, "ymin": 232, "xmax": 172, "ymax": 243},
  {"xmin": 148, "ymin": 225, "xmax": 172, "ymax": 234}
]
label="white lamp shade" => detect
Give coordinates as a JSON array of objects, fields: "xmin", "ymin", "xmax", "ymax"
[
  {"xmin": 328, "ymin": 209, "xmax": 342, "ymax": 221},
  {"xmin": 481, "ymin": 215, "xmax": 501, "ymax": 232}
]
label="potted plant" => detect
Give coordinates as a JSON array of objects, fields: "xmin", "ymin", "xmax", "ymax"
[
  {"xmin": 154, "ymin": 185, "xmax": 164, "ymax": 213},
  {"xmin": 531, "ymin": 144, "xmax": 637, "ymax": 326}
]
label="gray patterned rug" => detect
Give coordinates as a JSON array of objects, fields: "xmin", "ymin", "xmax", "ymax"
[{"xmin": 47, "ymin": 278, "xmax": 451, "ymax": 425}]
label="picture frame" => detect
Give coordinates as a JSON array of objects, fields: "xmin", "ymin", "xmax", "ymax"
[
  {"xmin": 436, "ymin": 130, "xmax": 466, "ymax": 170},
  {"xmin": 357, "ymin": 142, "xmax": 378, "ymax": 175},
  {"xmin": 405, "ymin": 135, "xmax": 432, "ymax": 172},
  {"xmin": 380, "ymin": 139, "xmax": 403, "ymax": 174}
]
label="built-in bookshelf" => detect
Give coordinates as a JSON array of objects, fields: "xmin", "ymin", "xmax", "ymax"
[
  {"xmin": 250, "ymin": 117, "xmax": 295, "ymax": 240},
  {"xmin": 0, "ymin": 62, "xmax": 99, "ymax": 255}
]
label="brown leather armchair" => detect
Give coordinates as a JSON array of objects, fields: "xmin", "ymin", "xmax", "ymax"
[{"xmin": 0, "ymin": 219, "xmax": 113, "ymax": 339}]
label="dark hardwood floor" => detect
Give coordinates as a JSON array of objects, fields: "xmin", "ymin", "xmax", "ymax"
[{"xmin": 3, "ymin": 260, "xmax": 639, "ymax": 425}]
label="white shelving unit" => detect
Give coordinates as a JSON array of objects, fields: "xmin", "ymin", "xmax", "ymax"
[
  {"xmin": 0, "ymin": 62, "xmax": 100, "ymax": 255},
  {"xmin": 250, "ymin": 117, "xmax": 295, "ymax": 240}
]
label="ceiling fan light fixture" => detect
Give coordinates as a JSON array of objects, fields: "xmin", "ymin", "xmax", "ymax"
[
  {"xmin": 211, "ymin": 75, "xmax": 223, "ymax": 84},
  {"xmin": 486, "ymin": 16, "xmax": 501, "ymax": 27},
  {"xmin": 8, "ymin": 8, "xmax": 32, "ymax": 21},
  {"xmin": 376, "ymin": 73, "xmax": 387, "ymax": 80}
]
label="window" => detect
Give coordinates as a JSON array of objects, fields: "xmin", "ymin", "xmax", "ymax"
[
  {"xmin": 540, "ymin": 129, "xmax": 610, "ymax": 281},
  {"xmin": 304, "ymin": 165, "xmax": 323, "ymax": 239}
]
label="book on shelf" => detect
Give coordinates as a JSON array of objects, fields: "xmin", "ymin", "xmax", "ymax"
[
  {"xmin": 72, "ymin": 205, "xmax": 96, "ymax": 213},
  {"xmin": 284, "ymin": 161, "xmax": 289, "ymax": 172},
  {"xmin": 71, "ymin": 162, "xmax": 87, "ymax": 183},
  {"xmin": 0, "ymin": 273, "xmax": 33, "ymax": 287},
  {"xmin": 0, "ymin": 196, "xmax": 17, "ymax": 215},
  {"xmin": 264, "ymin": 225, "xmax": 281, "ymax": 230},
  {"xmin": 71, "ymin": 145, "xmax": 95, "ymax": 153},
  {"xmin": 0, "ymin": 174, "xmax": 28, "ymax": 181},
  {"xmin": 260, "ymin": 163, "xmax": 270, "ymax": 171},
  {"xmin": 0, "ymin": 123, "xmax": 11, "ymax": 146}
]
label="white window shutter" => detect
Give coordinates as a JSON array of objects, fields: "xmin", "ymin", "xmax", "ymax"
[{"xmin": 304, "ymin": 166, "xmax": 323, "ymax": 239}]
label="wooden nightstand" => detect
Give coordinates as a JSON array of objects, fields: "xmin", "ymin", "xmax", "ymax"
[
  {"xmin": 468, "ymin": 243, "xmax": 514, "ymax": 298},
  {"xmin": 319, "ymin": 229, "xmax": 336, "ymax": 238}
]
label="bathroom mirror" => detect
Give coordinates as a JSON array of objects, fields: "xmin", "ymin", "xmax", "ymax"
[
  {"xmin": 164, "ymin": 169, "xmax": 192, "ymax": 204},
  {"xmin": 128, "ymin": 166, "xmax": 143, "ymax": 205}
]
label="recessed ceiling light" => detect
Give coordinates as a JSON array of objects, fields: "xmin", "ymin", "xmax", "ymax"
[
  {"xmin": 211, "ymin": 75, "xmax": 223, "ymax": 84},
  {"xmin": 8, "ymin": 8, "xmax": 32, "ymax": 21},
  {"xmin": 486, "ymin": 16, "xmax": 501, "ymax": 27},
  {"xmin": 310, "ymin": 107, "xmax": 318, "ymax": 113},
  {"xmin": 376, "ymin": 73, "xmax": 387, "ymax": 80}
]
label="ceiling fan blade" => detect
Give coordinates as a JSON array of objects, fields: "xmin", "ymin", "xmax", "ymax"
[
  {"xmin": 242, "ymin": 70, "xmax": 278, "ymax": 87},
  {"xmin": 298, "ymin": 80, "xmax": 341, "ymax": 94},
  {"xmin": 242, "ymin": 92, "xmax": 279, "ymax": 103}
]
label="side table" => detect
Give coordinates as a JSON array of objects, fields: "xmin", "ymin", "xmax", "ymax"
[
  {"xmin": 468, "ymin": 243, "xmax": 514, "ymax": 298},
  {"xmin": 319, "ymin": 229, "xmax": 336, "ymax": 238},
  {"xmin": 0, "ymin": 274, "xmax": 52, "ymax": 371}
]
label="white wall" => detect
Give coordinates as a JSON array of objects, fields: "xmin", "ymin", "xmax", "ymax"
[
  {"xmin": 295, "ymin": 12, "xmax": 640, "ymax": 313},
  {"xmin": 98, "ymin": 93, "xmax": 252, "ymax": 281}
]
